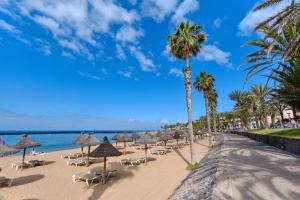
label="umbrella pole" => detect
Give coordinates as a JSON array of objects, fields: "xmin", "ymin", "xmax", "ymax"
[
  {"xmin": 145, "ymin": 144, "xmax": 147, "ymax": 166},
  {"xmin": 164, "ymin": 141, "xmax": 167, "ymax": 156},
  {"xmin": 87, "ymin": 146, "xmax": 90, "ymax": 166},
  {"xmin": 22, "ymin": 148, "xmax": 26, "ymax": 170},
  {"xmin": 81, "ymin": 146, "xmax": 84, "ymax": 157},
  {"xmin": 124, "ymin": 142, "xmax": 126, "ymax": 155},
  {"xmin": 103, "ymin": 156, "xmax": 107, "ymax": 184}
]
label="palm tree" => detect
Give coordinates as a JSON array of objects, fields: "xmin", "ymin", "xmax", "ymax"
[
  {"xmin": 168, "ymin": 21, "xmax": 206, "ymax": 164},
  {"xmin": 229, "ymin": 90, "xmax": 252, "ymax": 129},
  {"xmin": 242, "ymin": 15, "xmax": 300, "ymax": 80},
  {"xmin": 208, "ymin": 88, "xmax": 218, "ymax": 135},
  {"xmin": 194, "ymin": 72, "xmax": 215, "ymax": 146},
  {"xmin": 253, "ymin": 1, "xmax": 300, "ymax": 59},
  {"xmin": 251, "ymin": 84, "xmax": 270, "ymax": 129}
]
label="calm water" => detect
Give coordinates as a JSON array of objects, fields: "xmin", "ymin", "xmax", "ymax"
[{"xmin": 0, "ymin": 131, "xmax": 145, "ymax": 154}]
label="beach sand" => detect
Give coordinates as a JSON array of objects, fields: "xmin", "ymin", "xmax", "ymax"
[{"xmin": 0, "ymin": 138, "xmax": 209, "ymax": 200}]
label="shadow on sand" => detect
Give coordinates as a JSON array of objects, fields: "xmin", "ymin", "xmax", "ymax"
[
  {"xmin": 86, "ymin": 161, "xmax": 140, "ymax": 200},
  {"xmin": 12, "ymin": 174, "xmax": 45, "ymax": 187}
]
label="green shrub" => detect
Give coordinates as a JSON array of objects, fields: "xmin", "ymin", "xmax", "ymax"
[{"xmin": 186, "ymin": 162, "xmax": 201, "ymax": 171}]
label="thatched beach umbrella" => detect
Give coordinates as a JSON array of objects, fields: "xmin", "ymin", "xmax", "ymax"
[
  {"xmin": 0, "ymin": 141, "xmax": 19, "ymax": 157},
  {"xmin": 15, "ymin": 134, "xmax": 41, "ymax": 169},
  {"xmin": 136, "ymin": 133, "xmax": 156, "ymax": 165},
  {"xmin": 130, "ymin": 133, "xmax": 141, "ymax": 142},
  {"xmin": 159, "ymin": 131, "xmax": 173, "ymax": 152},
  {"xmin": 73, "ymin": 132, "xmax": 86, "ymax": 156},
  {"xmin": 90, "ymin": 137, "xmax": 122, "ymax": 184},
  {"xmin": 82, "ymin": 133, "xmax": 100, "ymax": 166},
  {"xmin": 111, "ymin": 134, "xmax": 120, "ymax": 147},
  {"xmin": 117, "ymin": 135, "xmax": 132, "ymax": 155},
  {"xmin": 173, "ymin": 131, "xmax": 182, "ymax": 145}
]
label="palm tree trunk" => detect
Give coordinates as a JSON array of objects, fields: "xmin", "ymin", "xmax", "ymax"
[
  {"xmin": 213, "ymin": 111, "xmax": 217, "ymax": 135},
  {"xmin": 204, "ymin": 92, "xmax": 212, "ymax": 147},
  {"xmin": 183, "ymin": 61, "xmax": 196, "ymax": 164}
]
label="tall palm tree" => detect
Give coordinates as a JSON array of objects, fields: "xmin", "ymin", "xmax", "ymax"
[
  {"xmin": 208, "ymin": 88, "xmax": 218, "ymax": 135},
  {"xmin": 194, "ymin": 72, "xmax": 215, "ymax": 146},
  {"xmin": 168, "ymin": 21, "xmax": 206, "ymax": 164},
  {"xmin": 251, "ymin": 84, "xmax": 270, "ymax": 129}
]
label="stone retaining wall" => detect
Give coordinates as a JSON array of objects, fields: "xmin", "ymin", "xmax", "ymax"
[{"xmin": 231, "ymin": 131, "xmax": 300, "ymax": 156}]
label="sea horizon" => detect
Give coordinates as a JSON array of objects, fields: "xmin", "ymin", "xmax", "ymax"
[{"xmin": 0, "ymin": 130, "xmax": 153, "ymax": 153}]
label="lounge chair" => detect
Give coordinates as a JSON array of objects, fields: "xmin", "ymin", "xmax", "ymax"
[
  {"xmin": 120, "ymin": 158, "xmax": 140, "ymax": 166},
  {"xmin": 67, "ymin": 158, "xmax": 87, "ymax": 167},
  {"xmin": 61, "ymin": 152, "xmax": 84, "ymax": 159},
  {"xmin": 0, "ymin": 175, "xmax": 13, "ymax": 187},
  {"xmin": 72, "ymin": 172, "xmax": 101, "ymax": 186},
  {"xmin": 26, "ymin": 160, "xmax": 45, "ymax": 167},
  {"xmin": 11, "ymin": 162, "xmax": 32, "ymax": 170}
]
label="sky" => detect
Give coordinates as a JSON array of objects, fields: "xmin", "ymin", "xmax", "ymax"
[{"xmin": 0, "ymin": 0, "xmax": 292, "ymax": 130}]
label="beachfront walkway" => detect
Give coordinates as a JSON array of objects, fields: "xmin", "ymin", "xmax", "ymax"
[{"xmin": 220, "ymin": 134, "xmax": 300, "ymax": 200}]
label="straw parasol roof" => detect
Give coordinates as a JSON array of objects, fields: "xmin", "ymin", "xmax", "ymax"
[
  {"xmin": 136, "ymin": 133, "xmax": 156, "ymax": 165},
  {"xmin": 73, "ymin": 132, "xmax": 86, "ymax": 145},
  {"xmin": 82, "ymin": 133, "xmax": 100, "ymax": 166},
  {"xmin": 0, "ymin": 142, "xmax": 19, "ymax": 157},
  {"xmin": 130, "ymin": 133, "xmax": 141, "ymax": 141},
  {"xmin": 15, "ymin": 134, "xmax": 41, "ymax": 149},
  {"xmin": 117, "ymin": 134, "xmax": 132, "ymax": 142},
  {"xmin": 82, "ymin": 133, "xmax": 100, "ymax": 147},
  {"xmin": 90, "ymin": 137, "xmax": 122, "ymax": 184},
  {"xmin": 90, "ymin": 137, "xmax": 122, "ymax": 158},
  {"xmin": 137, "ymin": 133, "xmax": 156, "ymax": 145},
  {"xmin": 111, "ymin": 134, "xmax": 121, "ymax": 141},
  {"xmin": 14, "ymin": 134, "xmax": 41, "ymax": 170},
  {"xmin": 73, "ymin": 132, "xmax": 86, "ymax": 156},
  {"xmin": 158, "ymin": 131, "xmax": 173, "ymax": 142}
]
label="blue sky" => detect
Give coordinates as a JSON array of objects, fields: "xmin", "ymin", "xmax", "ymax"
[{"xmin": 0, "ymin": 0, "xmax": 291, "ymax": 130}]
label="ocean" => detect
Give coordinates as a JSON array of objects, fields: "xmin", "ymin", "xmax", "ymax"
[{"xmin": 0, "ymin": 130, "xmax": 146, "ymax": 153}]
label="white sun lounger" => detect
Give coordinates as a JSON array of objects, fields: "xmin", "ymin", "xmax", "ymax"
[
  {"xmin": 67, "ymin": 158, "xmax": 87, "ymax": 167},
  {"xmin": 120, "ymin": 158, "xmax": 140, "ymax": 166},
  {"xmin": 72, "ymin": 172, "xmax": 101, "ymax": 186}
]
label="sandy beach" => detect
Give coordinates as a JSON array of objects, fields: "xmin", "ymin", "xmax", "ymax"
[{"xmin": 0, "ymin": 138, "xmax": 209, "ymax": 200}]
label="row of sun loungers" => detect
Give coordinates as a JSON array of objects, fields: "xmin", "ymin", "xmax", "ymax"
[
  {"xmin": 73, "ymin": 168, "xmax": 117, "ymax": 186},
  {"xmin": 120, "ymin": 157, "xmax": 146, "ymax": 166},
  {"xmin": 61, "ymin": 152, "xmax": 85, "ymax": 159},
  {"xmin": 11, "ymin": 160, "xmax": 45, "ymax": 170},
  {"xmin": 149, "ymin": 149, "xmax": 166, "ymax": 155},
  {"xmin": 67, "ymin": 158, "xmax": 87, "ymax": 167}
]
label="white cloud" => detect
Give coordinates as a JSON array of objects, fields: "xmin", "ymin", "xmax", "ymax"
[
  {"xmin": 238, "ymin": 0, "xmax": 290, "ymax": 36},
  {"xmin": 128, "ymin": 118, "xmax": 136, "ymax": 122},
  {"xmin": 213, "ymin": 18, "xmax": 221, "ymax": 28},
  {"xmin": 62, "ymin": 51, "xmax": 75, "ymax": 59},
  {"xmin": 116, "ymin": 26, "xmax": 144, "ymax": 43},
  {"xmin": 78, "ymin": 71, "xmax": 103, "ymax": 80},
  {"xmin": 129, "ymin": 46, "xmax": 156, "ymax": 72},
  {"xmin": 171, "ymin": 0, "xmax": 199, "ymax": 25},
  {"xmin": 118, "ymin": 70, "xmax": 133, "ymax": 79},
  {"xmin": 141, "ymin": 0, "xmax": 178, "ymax": 22},
  {"xmin": 1, "ymin": 0, "xmax": 140, "ymax": 58},
  {"xmin": 198, "ymin": 45, "xmax": 232, "ymax": 67},
  {"xmin": 0, "ymin": 19, "xmax": 18, "ymax": 33},
  {"xmin": 169, "ymin": 67, "xmax": 183, "ymax": 77},
  {"xmin": 118, "ymin": 66, "xmax": 139, "ymax": 80},
  {"xmin": 116, "ymin": 44, "xmax": 126, "ymax": 60}
]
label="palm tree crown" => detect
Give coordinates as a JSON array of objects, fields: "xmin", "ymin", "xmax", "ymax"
[{"xmin": 168, "ymin": 21, "xmax": 206, "ymax": 59}]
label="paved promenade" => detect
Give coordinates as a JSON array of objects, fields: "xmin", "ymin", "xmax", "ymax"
[
  {"xmin": 216, "ymin": 134, "xmax": 300, "ymax": 200},
  {"xmin": 170, "ymin": 134, "xmax": 300, "ymax": 200}
]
